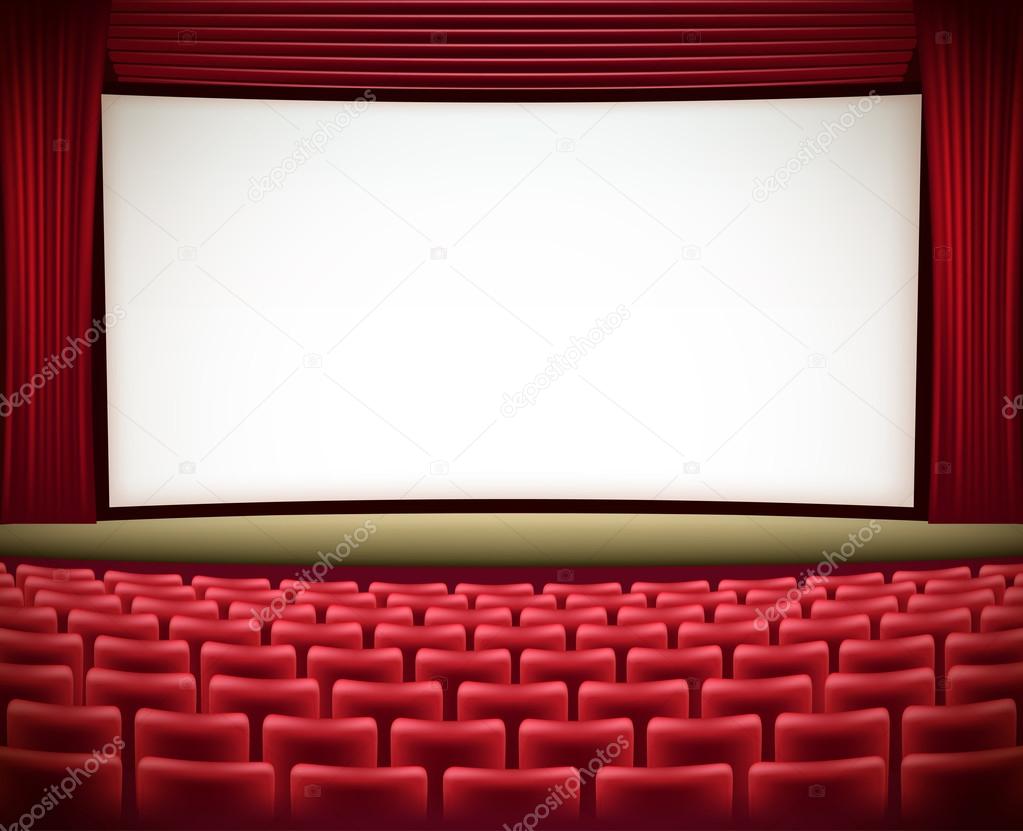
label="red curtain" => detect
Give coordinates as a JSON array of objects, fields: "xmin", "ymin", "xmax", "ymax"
[
  {"xmin": 0, "ymin": 0, "xmax": 109, "ymax": 522},
  {"xmin": 916, "ymin": 0, "xmax": 1023, "ymax": 522}
]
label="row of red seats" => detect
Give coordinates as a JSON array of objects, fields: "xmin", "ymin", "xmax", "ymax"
[{"xmin": 3, "ymin": 701, "xmax": 1022, "ymax": 827}]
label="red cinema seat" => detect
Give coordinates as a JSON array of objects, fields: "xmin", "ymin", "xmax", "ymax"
[
  {"xmin": 0, "ymin": 628, "xmax": 83, "ymax": 703},
  {"xmin": 33, "ymin": 590, "xmax": 121, "ymax": 630},
  {"xmin": 825, "ymin": 668, "xmax": 935, "ymax": 769},
  {"xmin": 543, "ymin": 582, "xmax": 622, "ymax": 608},
  {"xmin": 519, "ymin": 606, "xmax": 606, "ymax": 650},
  {"xmin": 945, "ymin": 627, "xmax": 1023, "ymax": 669},
  {"xmin": 208, "ymin": 675, "xmax": 318, "ymax": 759},
  {"xmin": 747, "ymin": 585, "xmax": 826, "ymax": 618},
  {"xmin": 0, "ymin": 746, "xmax": 121, "ymax": 828},
  {"xmin": 946, "ymin": 661, "xmax": 1023, "ymax": 741},
  {"xmin": 564, "ymin": 592, "xmax": 645, "ymax": 623},
  {"xmin": 415, "ymin": 648, "xmax": 511, "ymax": 719},
  {"xmin": 443, "ymin": 766, "xmax": 580, "ymax": 827},
  {"xmin": 1005, "ymin": 586, "xmax": 1023, "ymax": 605},
  {"xmin": 576, "ymin": 623, "xmax": 668, "ymax": 682},
  {"xmin": 836, "ymin": 580, "xmax": 917, "ymax": 611},
  {"xmin": 103, "ymin": 570, "xmax": 183, "ymax": 592},
  {"xmin": 6, "ymin": 699, "xmax": 121, "ymax": 754},
  {"xmin": 168, "ymin": 615, "xmax": 261, "ymax": 677},
  {"xmin": 903, "ymin": 699, "xmax": 1017, "ymax": 755},
  {"xmin": 476, "ymin": 592, "xmax": 556, "ymax": 623},
  {"xmin": 475, "ymin": 623, "xmax": 565, "ymax": 683},
  {"xmin": 307, "ymin": 646, "xmax": 403, "ymax": 716},
  {"xmin": 630, "ymin": 580, "xmax": 710, "ymax": 604},
  {"xmin": 839, "ymin": 635, "xmax": 935, "ymax": 674},
  {"xmin": 457, "ymin": 681, "xmax": 568, "ymax": 768},
  {"xmin": 392, "ymin": 718, "xmax": 505, "ymax": 816},
  {"xmin": 656, "ymin": 590, "xmax": 738, "ymax": 621},
  {"xmin": 94, "ymin": 635, "xmax": 189, "ymax": 674},
  {"xmin": 136, "ymin": 708, "xmax": 249, "ymax": 763},
  {"xmin": 387, "ymin": 592, "xmax": 467, "ymax": 625},
  {"xmin": 748, "ymin": 756, "xmax": 887, "ymax": 828},
  {"xmin": 733, "ymin": 642, "xmax": 829, "ymax": 712},
  {"xmin": 133, "ymin": 597, "xmax": 218, "ymax": 639},
  {"xmin": 703, "ymin": 675, "xmax": 812, "ymax": 761},
  {"xmin": 424, "ymin": 607, "xmax": 512, "ymax": 648},
  {"xmin": 626, "ymin": 646, "xmax": 722, "ymax": 718},
  {"xmin": 68, "ymin": 609, "xmax": 159, "ymax": 669},
  {"xmin": 925, "ymin": 575, "xmax": 1006, "ymax": 604},
  {"xmin": 332, "ymin": 680, "xmax": 442, "ymax": 765},
  {"xmin": 374, "ymin": 622, "xmax": 465, "ymax": 682},
  {"xmin": 229, "ymin": 600, "xmax": 315, "ymax": 639},
  {"xmin": 190, "ymin": 575, "xmax": 271, "ymax": 599},
  {"xmin": 454, "ymin": 582, "xmax": 534, "ymax": 607},
  {"xmin": 368, "ymin": 581, "xmax": 447, "ymax": 605},
  {"xmin": 203, "ymin": 587, "xmax": 283, "ymax": 617},
  {"xmin": 296, "ymin": 591, "xmax": 377, "ymax": 622},
  {"xmin": 0, "ymin": 662, "xmax": 73, "ymax": 743},
  {"xmin": 812, "ymin": 596, "xmax": 898, "ymax": 639},
  {"xmin": 15, "ymin": 563, "xmax": 95, "ymax": 588},
  {"xmin": 0, "ymin": 605, "xmax": 58, "ymax": 633},
  {"xmin": 263, "ymin": 714, "xmax": 376, "ymax": 817},
  {"xmin": 595, "ymin": 765, "xmax": 733, "ymax": 828},
  {"xmin": 0, "ymin": 573, "xmax": 13, "ymax": 587},
  {"xmin": 714, "ymin": 601, "xmax": 799, "ymax": 644},
  {"xmin": 892, "ymin": 566, "xmax": 972, "ymax": 591},
  {"xmin": 519, "ymin": 718, "xmax": 634, "ymax": 816},
  {"xmin": 979, "ymin": 562, "xmax": 1023, "ymax": 582},
  {"xmin": 200, "ymin": 642, "xmax": 297, "ymax": 710},
  {"xmin": 775, "ymin": 709, "xmax": 889, "ymax": 771},
  {"xmin": 980, "ymin": 604, "xmax": 1023, "ymax": 633},
  {"xmin": 291, "ymin": 764, "xmax": 428, "ymax": 827},
  {"xmin": 618, "ymin": 605, "xmax": 703, "ymax": 647},
  {"xmin": 114, "ymin": 582, "xmax": 197, "ymax": 612},
  {"xmin": 814, "ymin": 572, "xmax": 885, "ymax": 597},
  {"xmin": 24, "ymin": 576, "xmax": 105, "ymax": 606},
  {"xmin": 719, "ymin": 577, "xmax": 796, "ymax": 602},
  {"xmin": 907, "ymin": 588, "xmax": 995, "ymax": 630},
  {"xmin": 677, "ymin": 620, "xmax": 769, "ymax": 677},
  {"xmin": 279, "ymin": 579, "xmax": 358, "ymax": 595},
  {"xmin": 780, "ymin": 614, "xmax": 871, "ymax": 672},
  {"xmin": 578, "ymin": 680, "xmax": 688, "ymax": 765},
  {"xmin": 880, "ymin": 609, "xmax": 971, "ymax": 681},
  {"xmin": 901, "ymin": 747, "xmax": 1023, "ymax": 828},
  {"xmin": 0, "ymin": 587, "xmax": 25, "ymax": 607},
  {"xmin": 270, "ymin": 620, "xmax": 361, "ymax": 675},
  {"xmin": 521, "ymin": 648, "xmax": 615, "ymax": 719},
  {"xmin": 86, "ymin": 668, "xmax": 196, "ymax": 760},
  {"xmin": 137, "ymin": 757, "xmax": 273, "ymax": 828},
  {"xmin": 647, "ymin": 714, "xmax": 761, "ymax": 819},
  {"xmin": 325, "ymin": 605, "xmax": 414, "ymax": 648}
]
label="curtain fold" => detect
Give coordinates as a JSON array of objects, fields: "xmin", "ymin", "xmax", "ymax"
[
  {"xmin": 0, "ymin": 0, "xmax": 110, "ymax": 522},
  {"xmin": 916, "ymin": 0, "xmax": 1023, "ymax": 521}
]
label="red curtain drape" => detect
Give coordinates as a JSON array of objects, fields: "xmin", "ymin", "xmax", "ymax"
[
  {"xmin": 0, "ymin": 0, "xmax": 110, "ymax": 522},
  {"xmin": 916, "ymin": 0, "xmax": 1023, "ymax": 522}
]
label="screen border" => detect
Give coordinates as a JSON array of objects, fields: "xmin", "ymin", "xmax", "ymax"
[{"xmin": 93, "ymin": 81, "xmax": 930, "ymax": 521}]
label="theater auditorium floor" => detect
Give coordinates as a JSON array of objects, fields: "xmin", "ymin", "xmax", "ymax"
[{"xmin": 0, "ymin": 514, "xmax": 1020, "ymax": 567}]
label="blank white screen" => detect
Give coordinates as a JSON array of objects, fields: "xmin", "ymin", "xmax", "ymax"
[{"xmin": 102, "ymin": 93, "xmax": 921, "ymax": 509}]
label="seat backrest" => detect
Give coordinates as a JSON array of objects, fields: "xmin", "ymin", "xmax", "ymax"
[
  {"xmin": 443, "ymin": 766, "xmax": 580, "ymax": 826},
  {"xmin": 595, "ymin": 764, "xmax": 733, "ymax": 827},
  {"xmin": 903, "ymin": 699, "xmax": 1017, "ymax": 755},
  {"xmin": 6, "ymin": 699, "xmax": 121, "ymax": 754},
  {"xmin": 135, "ymin": 708, "xmax": 249, "ymax": 764}
]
